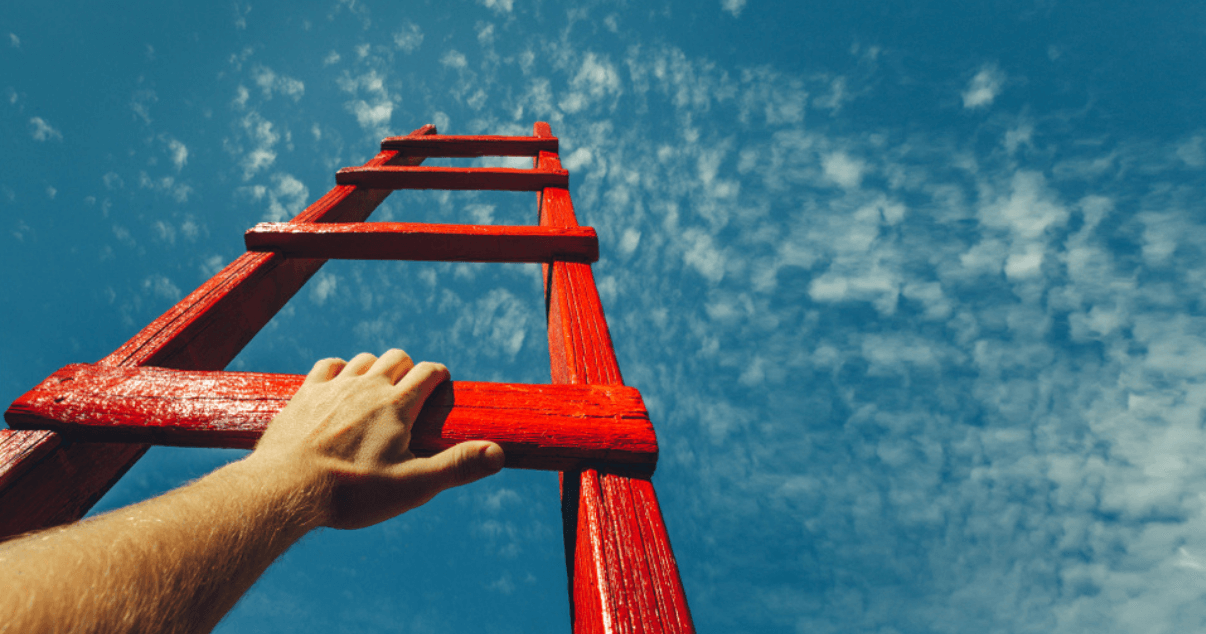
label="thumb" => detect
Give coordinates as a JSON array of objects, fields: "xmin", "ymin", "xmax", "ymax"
[{"xmin": 396, "ymin": 441, "xmax": 505, "ymax": 501}]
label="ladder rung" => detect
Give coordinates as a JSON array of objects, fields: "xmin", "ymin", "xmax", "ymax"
[
  {"xmin": 5, "ymin": 364, "xmax": 658, "ymax": 473},
  {"xmin": 336, "ymin": 166, "xmax": 569, "ymax": 191},
  {"xmin": 245, "ymin": 222, "xmax": 599, "ymax": 263},
  {"xmin": 381, "ymin": 135, "xmax": 558, "ymax": 157}
]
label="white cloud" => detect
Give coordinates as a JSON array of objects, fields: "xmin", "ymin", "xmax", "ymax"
[
  {"xmin": 562, "ymin": 147, "xmax": 593, "ymax": 171},
  {"xmin": 962, "ymin": 64, "xmax": 1005, "ymax": 109},
  {"xmin": 309, "ymin": 272, "xmax": 338, "ymax": 306},
  {"xmin": 618, "ymin": 228, "xmax": 641, "ymax": 256},
  {"xmin": 1003, "ymin": 121, "xmax": 1033, "ymax": 154},
  {"xmin": 8, "ymin": 33, "xmax": 19, "ymax": 48},
  {"xmin": 29, "ymin": 117, "xmax": 62, "ymax": 141},
  {"xmin": 233, "ymin": 111, "xmax": 281, "ymax": 180},
  {"xmin": 167, "ymin": 138, "xmax": 188, "ymax": 171},
  {"xmin": 251, "ymin": 65, "xmax": 304, "ymax": 101},
  {"xmin": 232, "ymin": 85, "xmax": 250, "ymax": 110},
  {"xmin": 822, "ymin": 151, "xmax": 864, "ymax": 189},
  {"xmin": 242, "ymin": 148, "xmax": 276, "ymax": 179},
  {"xmin": 722, "ymin": 0, "xmax": 747, "ymax": 18},
  {"xmin": 814, "ymin": 76, "xmax": 848, "ymax": 112},
  {"xmin": 682, "ymin": 228, "xmax": 726, "ymax": 283},
  {"xmin": 200, "ymin": 254, "xmax": 226, "ymax": 277},
  {"xmin": 481, "ymin": 487, "xmax": 521, "ymax": 512},
  {"xmin": 477, "ymin": 23, "xmax": 495, "ymax": 46},
  {"xmin": 1176, "ymin": 134, "xmax": 1205, "ymax": 168},
  {"xmin": 977, "ymin": 170, "xmax": 1068, "ymax": 240},
  {"xmin": 142, "ymin": 274, "xmax": 181, "ymax": 301},
  {"xmin": 322, "ymin": 50, "xmax": 341, "ymax": 66},
  {"xmin": 137, "ymin": 171, "xmax": 193, "ymax": 203},
  {"xmin": 152, "ymin": 220, "xmax": 175, "ymax": 245},
  {"xmin": 349, "ymin": 100, "xmax": 392, "ymax": 132},
  {"xmin": 263, "ymin": 173, "xmax": 309, "ymax": 222},
  {"xmin": 478, "ymin": 0, "xmax": 513, "ymax": 14},
  {"xmin": 393, "ymin": 22, "xmax": 423, "ymax": 52},
  {"xmin": 130, "ymin": 89, "xmax": 157, "ymax": 123},
  {"xmin": 441, "ymin": 49, "xmax": 468, "ymax": 69},
  {"xmin": 561, "ymin": 53, "xmax": 621, "ymax": 113},
  {"xmin": 1003, "ymin": 245, "xmax": 1044, "ymax": 279},
  {"xmin": 338, "ymin": 69, "xmax": 394, "ymax": 137}
]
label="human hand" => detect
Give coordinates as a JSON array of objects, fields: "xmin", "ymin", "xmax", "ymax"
[{"xmin": 247, "ymin": 349, "xmax": 505, "ymax": 530}]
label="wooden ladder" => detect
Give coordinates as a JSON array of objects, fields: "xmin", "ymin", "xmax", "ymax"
[{"xmin": 2, "ymin": 122, "xmax": 695, "ymax": 633}]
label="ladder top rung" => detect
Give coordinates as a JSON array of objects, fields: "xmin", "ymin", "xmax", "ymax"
[
  {"xmin": 336, "ymin": 165, "xmax": 569, "ymax": 191},
  {"xmin": 245, "ymin": 222, "xmax": 599, "ymax": 263},
  {"xmin": 381, "ymin": 134, "xmax": 558, "ymax": 157}
]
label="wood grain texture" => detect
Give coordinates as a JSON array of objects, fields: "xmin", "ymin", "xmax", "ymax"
[
  {"xmin": 245, "ymin": 222, "xmax": 599, "ymax": 263},
  {"xmin": 0, "ymin": 429, "xmax": 59, "ymax": 493},
  {"xmin": 535, "ymin": 121, "xmax": 696, "ymax": 634},
  {"xmin": 0, "ymin": 439, "xmax": 147, "ymax": 541},
  {"xmin": 6, "ymin": 364, "xmax": 657, "ymax": 473},
  {"xmin": 0, "ymin": 126, "xmax": 437, "ymax": 539},
  {"xmin": 381, "ymin": 134, "xmax": 558, "ymax": 157},
  {"xmin": 336, "ymin": 165, "xmax": 569, "ymax": 191}
]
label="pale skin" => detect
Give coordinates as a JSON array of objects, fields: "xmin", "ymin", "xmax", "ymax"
[{"xmin": 0, "ymin": 349, "xmax": 504, "ymax": 634}]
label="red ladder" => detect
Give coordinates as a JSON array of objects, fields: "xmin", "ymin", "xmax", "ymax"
[{"xmin": 2, "ymin": 122, "xmax": 695, "ymax": 633}]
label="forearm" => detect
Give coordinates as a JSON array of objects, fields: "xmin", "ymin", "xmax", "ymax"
[
  {"xmin": 0, "ymin": 350, "xmax": 502, "ymax": 633},
  {"xmin": 0, "ymin": 456, "xmax": 322, "ymax": 634}
]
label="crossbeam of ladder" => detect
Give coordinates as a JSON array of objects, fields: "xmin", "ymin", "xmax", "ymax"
[
  {"xmin": 7, "ymin": 364, "xmax": 656, "ymax": 472},
  {"xmin": 336, "ymin": 165, "xmax": 569, "ymax": 191},
  {"xmin": 245, "ymin": 222, "xmax": 598, "ymax": 262}
]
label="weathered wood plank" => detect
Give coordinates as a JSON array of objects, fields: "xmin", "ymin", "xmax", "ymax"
[
  {"xmin": 245, "ymin": 222, "xmax": 599, "ymax": 263},
  {"xmin": 336, "ymin": 165, "xmax": 569, "ymax": 191},
  {"xmin": 535, "ymin": 121, "xmax": 695, "ymax": 634},
  {"xmin": 0, "ymin": 126, "xmax": 437, "ymax": 539},
  {"xmin": 0, "ymin": 439, "xmax": 147, "ymax": 540},
  {"xmin": 0, "ymin": 429, "xmax": 59, "ymax": 493},
  {"xmin": 381, "ymin": 135, "xmax": 557, "ymax": 157},
  {"xmin": 6, "ymin": 364, "xmax": 657, "ymax": 473}
]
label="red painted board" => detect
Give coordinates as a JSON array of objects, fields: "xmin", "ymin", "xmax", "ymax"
[
  {"xmin": 381, "ymin": 135, "xmax": 558, "ymax": 157},
  {"xmin": 5, "ymin": 364, "xmax": 658, "ymax": 473},
  {"xmin": 245, "ymin": 222, "xmax": 599, "ymax": 263},
  {"xmin": 535, "ymin": 121, "xmax": 696, "ymax": 634},
  {"xmin": 0, "ymin": 126, "xmax": 437, "ymax": 539},
  {"xmin": 0, "ymin": 439, "xmax": 147, "ymax": 541},
  {"xmin": 0, "ymin": 430, "xmax": 59, "ymax": 493},
  {"xmin": 336, "ymin": 165, "xmax": 569, "ymax": 191}
]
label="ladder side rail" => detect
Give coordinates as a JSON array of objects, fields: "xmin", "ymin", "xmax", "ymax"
[
  {"xmin": 534, "ymin": 124, "xmax": 695, "ymax": 634},
  {"xmin": 0, "ymin": 126, "xmax": 436, "ymax": 540}
]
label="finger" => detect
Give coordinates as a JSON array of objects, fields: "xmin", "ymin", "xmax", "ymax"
[
  {"xmin": 305, "ymin": 358, "xmax": 346, "ymax": 385},
  {"xmin": 368, "ymin": 348, "xmax": 414, "ymax": 384},
  {"xmin": 340, "ymin": 352, "xmax": 378, "ymax": 377},
  {"xmin": 391, "ymin": 441, "xmax": 504, "ymax": 502},
  {"xmin": 392, "ymin": 361, "xmax": 450, "ymax": 412}
]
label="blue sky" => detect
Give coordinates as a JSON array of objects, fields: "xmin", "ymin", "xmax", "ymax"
[{"xmin": 4, "ymin": 0, "xmax": 1206, "ymax": 632}]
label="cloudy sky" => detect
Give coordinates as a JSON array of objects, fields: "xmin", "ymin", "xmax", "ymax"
[{"xmin": 4, "ymin": 1, "xmax": 1206, "ymax": 632}]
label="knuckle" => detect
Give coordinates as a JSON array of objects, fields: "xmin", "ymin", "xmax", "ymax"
[{"xmin": 416, "ymin": 361, "xmax": 448, "ymax": 377}]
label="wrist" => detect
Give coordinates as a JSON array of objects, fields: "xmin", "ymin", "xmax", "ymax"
[{"xmin": 222, "ymin": 454, "xmax": 331, "ymax": 535}]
